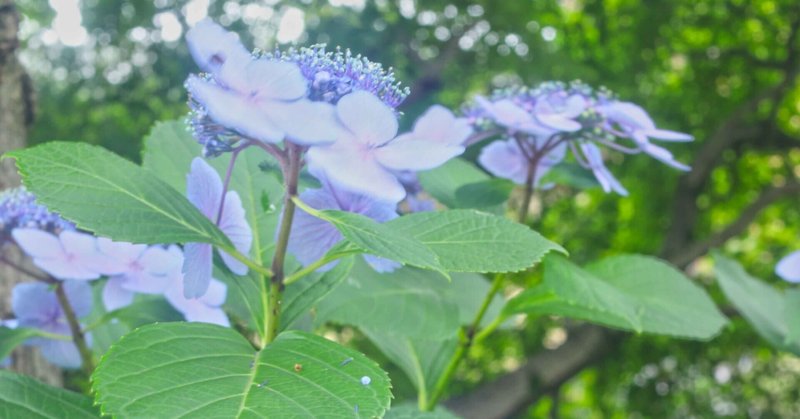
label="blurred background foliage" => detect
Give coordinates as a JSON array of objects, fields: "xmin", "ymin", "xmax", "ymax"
[{"xmin": 13, "ymin": 0, "xmax": 800, "ymax": 416}]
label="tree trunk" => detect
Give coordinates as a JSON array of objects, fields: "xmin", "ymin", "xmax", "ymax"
[{"xmin": 0, "ymin": 0, "xmax": 62, "ymax": 386}]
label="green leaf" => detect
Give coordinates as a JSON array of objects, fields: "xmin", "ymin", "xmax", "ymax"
[
  {"xmin": 384, "ymin": 403, "xmax": 461, "ymax": 418},
  {"xmin": 785, "ymin": 289, "xmax": 800, "ymax": 346},
  {"xmin": 6, "ymin": 142, "xmax": 230, "ymax": 246},
  {"xmin": 315, "ymin": 261, "xmax": 460, "ymax": 338},
  {"xmin": 539, "ymin": 162, "xmax": 600, "ymax": 189},
  {"xmin": 303, "ymin": 206, "xmax": 446, "ymax": 276},
  {"xmin": 417, "ymin": 158, "xmax": 492, "ymax": 208},
  {"xmin": 0, "ymin": 370, "xmax": 99, "ymax": 418},
  {"xmin": 714, "ymin": 253, "xmax": 800, "ymax": 353},
  {"xmin": 281, "ymin": 257, "xmax": 354, "ymax": 331},
  {"xmin": 140, "ymin": 120, "xmax": 201, "ymax": 192},
  {"xmin": 505, "ymin": 255, "xmax": 643, "ymax": 332},
  {"xmin": 588, "ymin": 255, "xmax": 727, "ymax": 339},
  {"xmin": 506, "ymin": 254, "xmax": 728, "ymax": 339},
  {"xmin": 215, "ymin": 266, "xmax": 266, "ymax": 336},
  {"xmin": 0, "ymin": 327, "xmax": 49, "ymax": 362},
  {"xmin": 453, "ymin": 179, "xmax": 514, "ymax": 210},
  {"xmin": 388, "ymin": 209, "xmax": 565, "ymax": 273},
  {"xmin": 92, "ymin": 322, "xmax": 391, "ymax": 418}
]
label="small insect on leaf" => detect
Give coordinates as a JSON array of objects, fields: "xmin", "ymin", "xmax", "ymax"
[
  {"xmin": 256, "ymin": 379, "xmax": 269, "ymax": 388},
  {"xmin": 340, "ymin": 357, "xmax": 353, "ymax": 367},
  {"xmin": 294, "ymin": 363, "xmax": 303, "ymax": 372}
]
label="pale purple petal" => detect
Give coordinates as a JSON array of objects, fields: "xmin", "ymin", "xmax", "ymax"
[
  {"xmin": 12, "ymin": 228, "xmax": 62, "ymax": 260},
  {"xmin": 93, "ymin": 238, "xmax": 147, "ymax": 276},
  {"xmin": 643, "ymin": 128, "xmax": 694, "ymax": 142},
  {"xmin": 562, "ymin": 94, "xmax": 588, "ymax": 118},
  {"xmin": 199, "ymin": 278, "xmax": 228, "ymax": 307},
  {"xmin": 182, "ymin": 242, "xmax": 213, "ymax": 298},
  {"xmin": 478, "ymin": 139, "xmax": 528, "ymax": 185},
  {"xmin": 267, "ymin": 99, "xmax": 342, "ymax": 146},
  {"xmin": 218, "ymin": 191, "xmax": 252, "ymax": 276},
  {"xmin": 186, "ymin": 19, "xmax": 251, "ymax": 75},
  {"xmin": 602, "ymin": 101, "xmax": 656, "ymax": 130},
  {"xmin": 11, "ymin": 282, "xmax": 58, "ymax": 323},
  {"xmin": 38, "ymin": 339, "xmax": 83, "ymax": 369},
  {"xmin": 336, "ymin": 91, "xmax": 398, "ymax": 146},
  {"xmin": 287, "ymin": 188, "xmax": 346, "ymax": 269},
  {"xmin": 375, "ymin": 137, "xmax": 464, "ymax": 171},
  {"xmin": 535, "ymin": 113, "xmax": 582, "ymax": 132},
  {"xmin": 580, "ymin": 143, "xmax": 629, "ymax": 196},
  {"xmin": 412, "ymin": 105, "xmax": 473, "ymax": 146},
  {"xmin": 307, "ymin": 142, "xmax": 406, "ymax": 203},
  {"xmin": 776, "ymin": 250, "xmax": 800, "ymax": 283},
  {"xmin": 63, "ymin": 280, "xmax": 93, "ymax": 318},
  {"xmin": 164, "ymin": 278, "xmax": 229, "ymax": 327},
  {"xmin": 186, "ymin": 157, "xmax": 223, "ymax": 219},
  {"xmin": 102, "ymin": 278, "xmax": 136, "ymax": 311},
  {"xmin": 640, "ymin": 143, "xmax": 691, "ymax": 171},
  {"xmin": 243, "ymin": 60, "xmax": 307, "ymax": 101},
  {"xmin": 187, "ymin": 76, "xmax": 286, "ymax": 144},
  {"xmin": 181, "ymin": 304, "xmax": 230, "ymax": 327},
  {"xmin": 139, "ymin": 245, "xmax": 183, "ymax": 276}
]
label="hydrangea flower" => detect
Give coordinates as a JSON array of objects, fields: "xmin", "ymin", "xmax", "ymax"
[
  {"xmin": 307, "ymin": 92, "xmax": 467, "ymax": 203},
  {"xmin": 288, "ymin": 177, "xmax": 400, "ymax": 273},
  {"xmin": 163, "ymin": 245, "xmax": 229, "ymax": 326},
  {"xmin": 186, "ymin": 19, "xmax": 339, "ymax": 154},
  {"xmin": 263, "ymin": 45, "xmax": 409, "ymax": 107},
  {"xmin": 11, "ymin": 281, "xmax": 92, "ymax": 368},
  {"xmin": 183, "ymin": 158, "xmax": 252, "ymax": 298},
  {"xmin": 478, "ymin": 137, "xmax": 567, "ymax": 188},
  {"xmin": 0, "ymin": 187, "xmax": 73, "ymax": 244},
  {"xmin": 776, "ymin": 250, "xmax": 800, "ymax": 283},
  {"xmin": 94, "ymin": 239, "xmax": 183, "ymax": 311},
  {"xmin": 12, "ymin": 229, "xmax": 104, "ymax": 280},
  {"xmin": 469, "ymin": 82, "xmax": 692, "ymax": 195}
]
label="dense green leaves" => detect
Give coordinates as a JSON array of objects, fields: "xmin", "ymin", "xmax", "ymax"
[
  {"xmin": 6, "ymin": 142, "xmax": 230, "ymax": 247},
  {"xmin": 92, "ymin": 322, "xmax": 391, "ymax": 418},
  {"xmin": 389, "ymin": 209, "xmax": 565, "ymax": 273},
  {"xmin": 714, "ymin": 254, "xmax": 800, "ymax": 354},
  {"xmin": 506, "ymin": 255, "xmax": 727, "ymax": 339},
  {"xmin": 0, "ymin": 370, "xmax": 99, "ymax": 418}
]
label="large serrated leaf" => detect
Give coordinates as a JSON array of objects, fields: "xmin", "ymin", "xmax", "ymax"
[
  {"xmin": 388, "ymin": 209, "xmax": 565, "ymax": 273},
  {"xmin": 310, "ymin": 208, "xmax": 446, "ymax": 276},
  {"xmin": 92, "ymin": 322, "xmax": 391, "ymax": 418},
  {"xmin": 0, "ymin": 370, "xmax": 99, "ymax": 418},
  {"xmin": 6, "ymin": 142, "xmax": 230, "ymax": 247},
  {"xmin": 506, "ymin": 254, "xmax": 728, "ymax": 339}
]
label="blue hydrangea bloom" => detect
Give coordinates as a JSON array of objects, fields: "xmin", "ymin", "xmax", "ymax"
[
  {"xmin": 288, "ymin": 177, "xmax": 401, "ymax": 273},
  {"xmin": 12, "ymin": 229, "xmax": 106, "ymax": 280},
  {"xmin": 162, "ymin": 245, "xmax": 230, "ymax": 327},
  {"xmin": 776, "ymin": 250, "xmax": 800, "ymax": 283},
  {"xmin": 185, "ymin": 19, "xmax": 340, "ymax": 154},
  {"xmin": 94, "ymin": 239, "xmax": 183, "ymax": 311},
  {"xmin": 182, "ymin": 158, "xmax": 252, "ymax": 299},
  {"xmin": 470, "ymin": 82, "xmax": 693, "ymax": 195},
  {"xmin": 308, "ymin": 93, "xmax": 469, "ymax": 203},
  {"xmin": 11, "ymin": 281, "xmax": 92, "ymax": 369},
  {"xmin": 0, "ymin": 187, "xmax": 73, "ymax": 244}
]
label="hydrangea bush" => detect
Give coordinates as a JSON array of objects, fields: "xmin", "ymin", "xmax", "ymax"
[{"xmin": 0, "ymin": 18, "xmax": 795, "ymax": 418}]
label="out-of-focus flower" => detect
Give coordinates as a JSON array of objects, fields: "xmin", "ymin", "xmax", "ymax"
[
  {"xmin": 12, "ymin": 229, "xmax": 104, "ymax": 281},
  {"xmin": 185, "ymin": 19, "xmax": 339, "ymax": 154},
  {"xmin": 0, "ymin": 187, "xmax": 73, "ymax": 244},
  {"xmin": 776, "ymin": 250, "xmax": 800, "ymax": 283},
  {"xmin": 470, "ymin": 82, "xmax": 692, "ymax": 195},
  {"xmin": 163, "ymin": 246, "xmax": 230, "ymax": 327},
  {"xmin": 183, "ymin": 158, "xmax": 252, "ymax": 298},
  {"xmin": 478, "ymin": 137, "xmax": 567, "ymax": 187},
  {"xmin": 95, "ymin": 239, "xmax": 183, "ymax": 311},
  {"xmin": 11, "ymin": 281, "xmax": 92, "ymax": 368},
  {"xmin": 288, "ymin": 177, "xmax": 401, "ymax": 273},
  {"xmin": 307, "ymin": 92, "xmax": 465, "ymax": 203}
]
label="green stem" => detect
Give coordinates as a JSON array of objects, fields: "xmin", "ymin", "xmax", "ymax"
[
  {"xmin": 54, "ymin": 281, "xmax": 95, "ymax": 375},
  {"xmin": 264, "ymin": 144, "xmax": 301, "ymax": 345},
  {"xmin": 283, "ymin": 251, "xmax": 353, "ymax": 286},
  {"xmin": 224, "ymin": 247, "xmax": 272, "ymax": 278},
  {"xmin": 425, "ymin": 274, "xmax": 505, "ymax": 410}
]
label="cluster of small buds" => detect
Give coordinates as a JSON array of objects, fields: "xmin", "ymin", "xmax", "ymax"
[
  {"xmin": 0, "ymin": 187, "xmax": 73, "ymax": 245},
  {"xmin": 186, "ymin": 98, "xmax": 241, "ymax": 158},
  {"xmin": 262, "ymin": 45, "xmax": 410, "ymax": 108}
]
